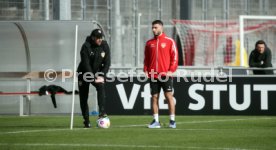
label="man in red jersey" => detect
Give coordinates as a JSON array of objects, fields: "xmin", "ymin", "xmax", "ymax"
[{"xmin": 144, "ymin": 20, "xmax": 178, "ymax": 128}]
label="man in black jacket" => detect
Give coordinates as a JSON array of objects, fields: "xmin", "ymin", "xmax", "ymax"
[
  {"xmin": 77, "ymin": 29, "xmax": 111, "ymax": 128},
  {"xmin": 249, "ymin": 40, "xmax": 274, "ymax": 75}
]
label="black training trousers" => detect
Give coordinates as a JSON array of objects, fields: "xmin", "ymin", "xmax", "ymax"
[{"xmin": 78, "ymin": 78, "xmax": 106, "ymax": 122}]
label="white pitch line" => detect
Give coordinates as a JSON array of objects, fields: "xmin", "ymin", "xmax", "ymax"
[
  {"xmin": 0, "ymin": 143, "xmax": 257, "ymax": 150},
  {"xmin": 0, "ymin": 128, "xmax": 71, "ymax": 135},
  {"xmin": 115, "ymin": 124, "xmax": 148, "ymax": 128},
  {"xmin": 115, "ymin": 117, "xmax": 274, "ymax": 128},
  {"xmin": 177, "ymin": 117, "xmax": 273, "ymax": 125},
  {"xmin": 146, "ymin": 128, "xmax": 219, "ymax": 131}
]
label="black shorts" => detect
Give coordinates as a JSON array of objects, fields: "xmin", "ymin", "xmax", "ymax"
[{"xmin": 149, "ymin": 76, "xmax": 173, "ymax": 95}]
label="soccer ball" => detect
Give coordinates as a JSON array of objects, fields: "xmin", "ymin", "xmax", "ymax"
[{"xmin": 97, "ymin": 117, "xmax": 110, "ymax": 128}]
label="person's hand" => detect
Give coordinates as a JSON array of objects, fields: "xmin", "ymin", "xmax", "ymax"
[
  {"xmin": 167, "ymin": 71, "xmax": 173, "ymax": 77},
  {"xmin": 95, "ymin": 76, "xmax": 104, "ymax": 83},
  {"xmin": 144, "ymin": 71, "xmax": 149, "ymax": 78}
]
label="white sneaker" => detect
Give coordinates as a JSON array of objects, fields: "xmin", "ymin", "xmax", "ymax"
[
  {"xmin": 148, "ymin": 120, "xmax": 161, "ymax": 128},
  {"xmin": 169, "ymin": 120, "xmax": 176, "ymax": 128}
]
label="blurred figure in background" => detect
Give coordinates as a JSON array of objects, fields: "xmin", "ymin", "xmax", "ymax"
[{"xmin": 249, "ymin": 40, "xmax": 274, "ymax": 75}]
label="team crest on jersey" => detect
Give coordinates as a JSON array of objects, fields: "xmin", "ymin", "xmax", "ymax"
[
  {"xmin": 161, "ymin": 43, "xmax": 166, "ymax": 48},
  {"xmin": 150, "ymin": 44, "xmax": 155, "ymax": 47},
  {"xmin": 101, "ymin": 52, "xmax": 105, "ymax": 58}
]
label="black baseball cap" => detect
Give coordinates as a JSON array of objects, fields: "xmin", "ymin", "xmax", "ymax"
[{"xmin": 90, "ymin": 29, "xmax": 103, "ymax": 38}]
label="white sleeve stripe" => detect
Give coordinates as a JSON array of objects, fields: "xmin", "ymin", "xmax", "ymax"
[{"xmin": 165, "ymin": 37, "xmax": 177, "ymax": 62}]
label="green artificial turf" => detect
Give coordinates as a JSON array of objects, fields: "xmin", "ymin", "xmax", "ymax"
[{"xmin": 0, "ymin": 115, "xmax": 275, "ymax": 150}]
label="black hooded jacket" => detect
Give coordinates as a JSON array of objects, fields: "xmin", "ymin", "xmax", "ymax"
[
  {"xmin": 249, "ymin": 47, "xmax": 273, "ymax": 75},
  {"xmin": 77, "ymin": 36, "xmax": 111, "ymax": 78}
]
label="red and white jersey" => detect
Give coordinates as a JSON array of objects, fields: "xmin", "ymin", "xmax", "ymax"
[{"xmin": 144, "ymin": 33, "xmax": 178, "ymax": 78}]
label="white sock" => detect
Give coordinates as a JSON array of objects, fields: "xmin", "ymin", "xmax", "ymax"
[
  {"xmin": 153, "ymin": 114, "xmax": 159, "ymax": 122},
  {"xmin": 170, "ymin": 115, "xmax": 175, "ymax": 121}
]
